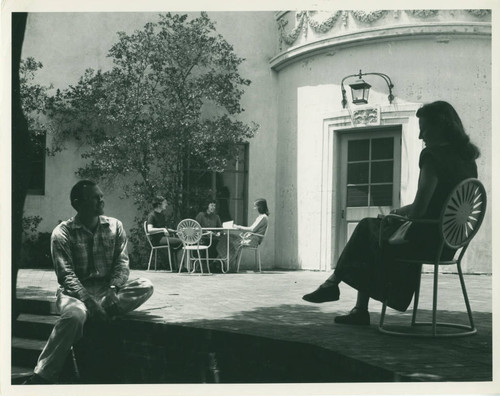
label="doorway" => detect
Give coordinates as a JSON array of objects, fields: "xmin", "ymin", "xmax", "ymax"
[{"xmin": 336, "ymin": 125, "xmax": 402, "ymax": 252}]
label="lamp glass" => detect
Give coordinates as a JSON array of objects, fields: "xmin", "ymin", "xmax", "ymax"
[{"xmin": 349, "ymin": 79, "xmax": 371, "ymax": 105}]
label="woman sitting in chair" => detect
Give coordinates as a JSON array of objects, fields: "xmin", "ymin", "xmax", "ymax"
[
  {"xmin": 303, "ymin": 101, "xmax": 480, "ymax": 325},
  {"xmin": 216, "ymin": 198, "xmax": 269, "ymax": 271}
]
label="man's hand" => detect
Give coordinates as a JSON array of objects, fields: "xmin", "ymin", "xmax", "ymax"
[
  {"xmin": 163, "ymin": 228, "xmax": 170, "ymax": 236},
  {"xmin": 101, "ymin": 286, "xmax": 121, "ymax": 317},
  {"xmin": 84, "ymin": 297, "xmax": 108, "ymax": 321}
]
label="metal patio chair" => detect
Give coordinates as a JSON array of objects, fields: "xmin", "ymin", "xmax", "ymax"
[
  {"xmin": 144, "ymin": 221, "xmax": 174, "ymax": 271},
  {"xmin": 378, "ymin": 178, "xmax": 487, "ymax": 337},
  {"xmin": 176, "ymin": 219, "xmax": 213, "ymax": 274},
  {"xmin": 236, "ymin": 226, "xmax": 268, "ymax": 273}
]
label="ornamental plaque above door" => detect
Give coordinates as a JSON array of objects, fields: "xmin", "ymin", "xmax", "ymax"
[{"xmin": 351, "ymin": 105, "xmax": 380, "ymax": 127}]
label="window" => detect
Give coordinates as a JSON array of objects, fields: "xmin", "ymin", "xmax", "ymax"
[
  {"xmin": 184, "ymin": 144, "xmax": 249, "ymax": 224},
  {"xmin": 346, "ymin": 137, "xmax": 394, "ymax": 207},
  {"xmin": 27, "ymin": 134, "xmax": 46, "ymax": 195}
]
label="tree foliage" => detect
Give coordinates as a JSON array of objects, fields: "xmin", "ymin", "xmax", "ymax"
[
  {"xmin": 47, "ymin": 12, "xmax": 259, "ymax": 266},
  {"xmin": 19, "ymin": 58, "xmax": 59, "ymax": 155}
]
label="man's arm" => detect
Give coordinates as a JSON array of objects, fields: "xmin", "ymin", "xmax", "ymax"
[
  {"xmin": 109, "ymin": 220, "xmax": 130, "ymax": 288},
  {"xmin": 147, "ymin": 213, "xmax": 169, "ymax": 235},
  {"xmin": 52, "ymin": 226, "xmax": 108, "ymax": 320},
  {"xmin": 52, "ymin": 226, "xmax": 90, "ymax": 301}
]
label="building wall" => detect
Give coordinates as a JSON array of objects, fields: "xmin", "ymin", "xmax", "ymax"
[
  {"xmin": 271, "ymin": 10, "xmax": 492, "ymax": 273},
  {"xmin": 21, "ymin": 11, "xmax": 279, "ymax": 267},
  {"xmin": 20, "ymin": 10, "xmax": 492, "ymax": 273}
]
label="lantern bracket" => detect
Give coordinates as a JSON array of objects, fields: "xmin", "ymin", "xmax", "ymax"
[{"xmin": 341, "ymin": 70, "xmax": 394, "ymax": 109}]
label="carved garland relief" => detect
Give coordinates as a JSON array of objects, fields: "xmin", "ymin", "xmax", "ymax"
[{"xmin": 278, "ymin": 9, "xmax": 491, "ymax": 48}]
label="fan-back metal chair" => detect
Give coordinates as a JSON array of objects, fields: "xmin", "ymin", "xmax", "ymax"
[
  {"xmin": 144, "ymin": 221, "xmax": 174, "ymax": 271},
  {"xmin": 176, "ymin": 219, "xmax": 213, "ymax": 274},
  {"xmin": 378, "ymin": 178, "xmax": 487, "ymax": 337},
  {"xmin": 236, "ymin": 226, "xmax": 268, "ymax": 273}
]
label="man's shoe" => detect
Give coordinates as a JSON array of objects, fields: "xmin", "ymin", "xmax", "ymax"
[
  {"xmin": 334, "ymin": 307, "xmax": 370, "ymax": 325},
  {"xmin": 23, "ymin": 373, "xmax": 53, "ymax": 385},
  {"xmin": 302, "ymin": 284, "xmax": 340, "ymax": 303}
]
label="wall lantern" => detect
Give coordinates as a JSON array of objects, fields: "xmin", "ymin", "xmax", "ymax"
[{"xmin": 341, "ymin": 70, "xmax": 394, "ymax": 109}]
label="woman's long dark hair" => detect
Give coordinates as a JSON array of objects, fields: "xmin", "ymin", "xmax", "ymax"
[
  {"xmin": 255, "ymin": 198, "xmax": 270, "ymax": 216},
  {"xmin": 416, "ymin": 101, "xmax": 480, "ymax": 160}
]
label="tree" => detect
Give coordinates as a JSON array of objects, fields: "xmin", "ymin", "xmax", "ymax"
[
  {"xmin": 19, "ymin": 58, "xmax": 59, "ymax": 155},
  {"xmin": 48, "ymin": 12, "xmax": 259, "ymax": 266}
]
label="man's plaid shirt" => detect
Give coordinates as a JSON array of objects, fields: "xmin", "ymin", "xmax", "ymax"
[{"xmin": 51, "ymin": 215, "xmax": 130, "ymax": 301}]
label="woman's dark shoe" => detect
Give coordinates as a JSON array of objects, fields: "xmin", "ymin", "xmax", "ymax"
[
  {"xmin": 302, "ymin": 284, "xmax": 340, "ymax": 303},
  {"xmin": 334, "ymin": 307, "xmax": 370, "ymax": 325}
]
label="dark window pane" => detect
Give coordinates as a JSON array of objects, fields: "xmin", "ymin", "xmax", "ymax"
[
  {"xmin": 371, "ymin": 137, "xmax": 394, "ymax": 160},
  {"xmin": 29, "ymin": 163, "xmax": 44, "ymax": 191},
  {"xmin": 347, "ymin": 163, "xmax": 369, "ymax": 184},
  {"xmin": 348, "ymin": 139, "xmax": 369, "ymax": 161},
  {"xmin": 371, "ymin": 185, "xmax": 393, "ymax": 206},
  {"xmin": 347, "ymin": 186, "xmax": 368, "ymax": 207},
  {"xmin": 27, "ymin": 134, "xmax": 46, "ymax": 195},
  {"xmin": 371, "ymin": 161, "xmax": 393, "ymax": 183}
]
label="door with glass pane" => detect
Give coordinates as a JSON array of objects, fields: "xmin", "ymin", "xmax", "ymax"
[{"xmin": 337, "ymin": 127, "xmax": 402, "ymax": 251}]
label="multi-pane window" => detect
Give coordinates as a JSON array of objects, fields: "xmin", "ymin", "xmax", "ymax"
[
  {"xmin": 346, "ymin": 137, "xmax": 394, "ymax": 207},
  {"xmin": 27, "ymin": 134, "xmax": 46, "ymax": 195},
  {"xmin": 185, "ymin": 144, "xmax": 249, "ymax": 224}
]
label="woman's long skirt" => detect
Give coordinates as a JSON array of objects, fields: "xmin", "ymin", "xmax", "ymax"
[{"xmin": 331, "ymin": 217, "xmax": 449, "ymax": 312}]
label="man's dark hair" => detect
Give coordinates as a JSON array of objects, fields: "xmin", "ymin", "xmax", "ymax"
[
  {"xmin": 153, "ymin": 195, "xmax": 166, "ymax": 209},
  {"xmin": 206, "ymin": 199, "xmax": 217, "ymax": 208},
  {"xmin": 70, "ymin": 180, "xmax": 97, "ymax": 210}
]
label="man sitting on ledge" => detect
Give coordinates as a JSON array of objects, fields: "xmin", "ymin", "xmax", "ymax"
[{"xmin": 24, "ymin": 180, "xmax": 154, "ymax": 385}]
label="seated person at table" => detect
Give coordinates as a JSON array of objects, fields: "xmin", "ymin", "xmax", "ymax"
[
  {"xmin": 147, "ymin": 196, "xmax": 182, "ymax": 269},
  {"xmin": 195, "ymin": 200, "xmax": 222, "ymax": 258},
  {"xmin": 216, "ymin": 198, "xmax": 269, "ymax": 272}
]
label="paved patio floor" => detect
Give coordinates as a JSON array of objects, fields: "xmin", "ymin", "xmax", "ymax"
[{"xmin": 14, "ymin": 268, "xmax": 493, "ymax": 390}]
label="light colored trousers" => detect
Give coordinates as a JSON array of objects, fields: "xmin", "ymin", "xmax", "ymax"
[{"xmin": 34, "ymin": 277, "xmax": 154, "ymax": 382}]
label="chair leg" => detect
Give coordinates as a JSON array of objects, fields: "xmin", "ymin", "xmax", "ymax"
[
  {"xmin": 236, "ymin": 247, "xmax": 244, "ymax": 272},
  {"xmin": 178, "ymin": 250, "xmax": 186, "ymax": 273},
  {"xmin": 205, "ymin": 250, "xmax": 211, "ymax": 274},
  {"xmin": 432, "ymin": 262, "xmax": 439, "ymax": 336},
  {"xmin": 411, "ymin": 269, "xmax": 422, "ymax": 326},
  {"xmin": 154, "ymin": 250, "xmax": 158, "ymax": 271},
  {"xmin": 167, "ymin": 247, "xmax": 173, "ymax": 272},
  {"xmin": 257, "ymin": 248, "xmax": 262, "ymax": 272},
  {"xmin": 457, "ymin": 261, "xmax": 476, "ymax": 331},
  {"xmin": 147, "ymin": 249, "xmax": 154, "ymax": 271},
  {"xmin": 379, "ymin": 299, "xmax": 388, "ymax": 330},
  {"xmin": 196, "ymin": 250, "xmax": 203, "ymax": 274}
]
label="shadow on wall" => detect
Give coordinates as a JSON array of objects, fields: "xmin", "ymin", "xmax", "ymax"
[{"xmin": 64, "ymin": 304, "xmax": 491, "ymax": 384}]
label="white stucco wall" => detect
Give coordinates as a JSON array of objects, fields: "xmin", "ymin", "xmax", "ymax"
[
  {"xmin": 274, "ymin": 36, "xmax": 492, "ymax": 273},
  {"xmin": 20, "ymin": 12, "xmax": 279, "ymax": 267}
]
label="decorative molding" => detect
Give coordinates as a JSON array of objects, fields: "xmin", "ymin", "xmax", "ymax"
[
  {"xmin": 270, "ymin": 22, "xmax": 491, "ymax": 71},
  {"xmin": 465, "ymin": 9, "xmax": 491, "ymax": 18},
  {"xmin": 352, "ymin": 106, "xmax": 380, "ymax": 126},
  {"xmin": 277, "ymin": 12, "xmax": 307, "ymax": 48},
  {"xmin": 406, "ymin": 10, "xmax": 439, "ymax": 18},
  {"xmin": 307, "ymin": 10, "xmax": 343, "ymax": 34},
  {"xmin": 351, "ymin": 10, "xmax": 388, "ymax": 23},
  {"xmin": 276, "ymin": 9, "xmax": 491, "ymax": 50}
]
